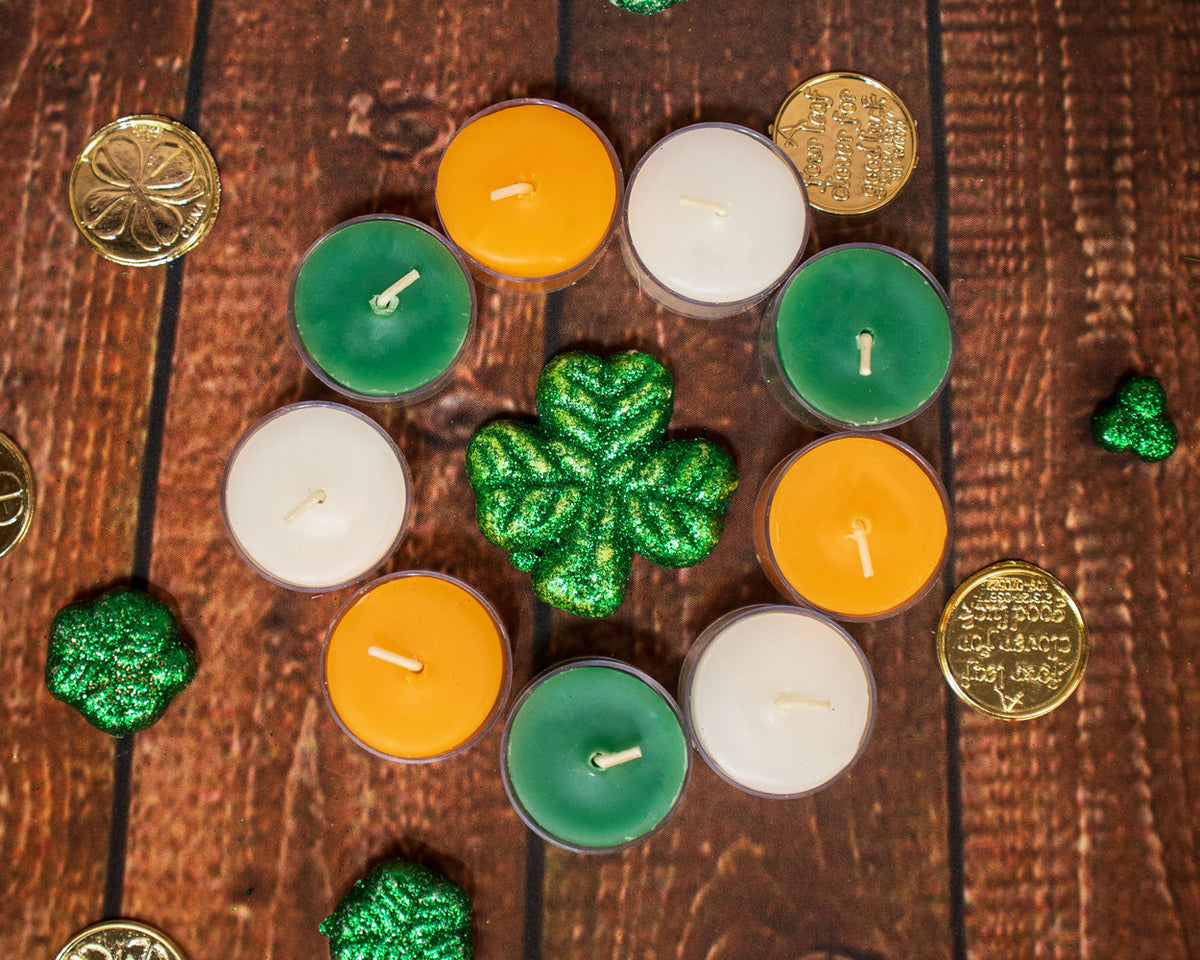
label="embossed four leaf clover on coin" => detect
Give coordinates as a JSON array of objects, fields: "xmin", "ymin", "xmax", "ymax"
[
  {"xmin": 80, "ymin": 133, "xmax": 209, "ymax": 253},
  {"xmin": 466, "ymin": 350, "xmax": 738, "ymax": 618}
]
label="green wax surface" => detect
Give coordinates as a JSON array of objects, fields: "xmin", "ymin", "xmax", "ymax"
[
  {"xmin": 292, "ymin": 218, "xmax": 472, "ymax": 398},
  {"xmin": 774, "ymin": 246, "xmax": 953, "ymax": 427},
  {"xmin": 506, "ymin": 665, "xmax": 688, "ymax": 850}
]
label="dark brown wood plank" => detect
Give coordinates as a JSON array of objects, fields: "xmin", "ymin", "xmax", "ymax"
[
  {"xmin": 943, "ymin": 0, "xmax": 1200, "ymax": 954},
  {"xmin": 0, "ymin": 1, "xmax": 197, "ymax": 955},
  {"xmin": 540, "ymin": 2, "xmax": 954, "ymax": 957},
  {"xmin": 120, "ymin": 3, "xmax": 559, "ymax": 958}
]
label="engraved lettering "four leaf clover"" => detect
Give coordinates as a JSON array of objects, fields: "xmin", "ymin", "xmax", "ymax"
[{"xmin": 82, "ymin": 135, "xmax": 207, "ymax": 252}]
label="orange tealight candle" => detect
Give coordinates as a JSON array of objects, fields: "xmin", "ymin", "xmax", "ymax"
[
  {"xmin": 435, "ymin": 99, "xmax": 622, "ymax": 290},
  {"xmin": 322, "ymin": 572, "xmax": 511, "ymax": 761},
  {"xmin": 755, "ymin": 434, "xmax": 950, "ymax": 621}
]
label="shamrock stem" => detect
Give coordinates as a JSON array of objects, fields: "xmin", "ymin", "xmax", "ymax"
[
  {"xmin": 845, "ymin": 519, "xmax": 875, "ymax": 578},
  {"xmin": 490, "ymin": 181, "xmax": 535, "ymax": 202},
  {"xmin": 367, "ymin": 645, "xmax": 425, "ymax": 673},
  {"xmin": 591, "ymin": 746, "xmax": 643, "ymax": 769},
  {"xmin": 775, "ymin": 693, "xmax": 832, "ymax": 710},
  {"xmin": 370, "ymin": 268, "xmax": 421, "ymax": 314},
  {"xmin": 679, "ymin": 195, "xmax": 729, "ymax": 217},
  {"xmin": 285, "ymin": 488, "xmax": 326, "ymax": 524},
  {"xmin": 857, "ymin": 330, "xmax": 874, "ymax": 376}
]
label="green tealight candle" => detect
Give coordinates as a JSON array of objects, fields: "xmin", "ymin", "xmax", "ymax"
[
  {"xmin": 289, "ymin": 215, "xmax": 476, "ymax": 402},
  {"xmin": 762, "ymin": 243, "xmax": 954, "ymax": 429},
  {"xmin": 502, "ymin": 659, "xmax": 690, "ymax": 853}
]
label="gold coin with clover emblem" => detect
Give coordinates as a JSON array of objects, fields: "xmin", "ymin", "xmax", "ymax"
[
  {"xmin": 54, "ymin": 921, "xmax": 187, "ymax": 960},
  {"xmin": 69, "ymin": 115, "xmax": 220, "ymax": 266},
  {"xmin": 0, "ymin": 433, "xmax": 33, "ymax": 558}
]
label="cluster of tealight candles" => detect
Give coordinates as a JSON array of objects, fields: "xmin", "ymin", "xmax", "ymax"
[{"xmin": 218, "ymin": 96, "xmax": 954, "ymax": 853}]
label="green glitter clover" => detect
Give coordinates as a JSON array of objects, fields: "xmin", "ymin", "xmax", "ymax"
[
  {"xmin": 1093, "ymin": 375, "xmax": 1178, "ymax": 462},
  {"xmin": 320, "ymin": 860, "xmax": 473, "ymax": 960},
  {"xmin": 466, "ymin": 350, "xmax": 738, "ymax": 618},
  {"xmin": 608, "ymin": 0, "xmax": 689, "ymax": 13},
  {"xmin": 45, "ymin": 588, "xmax": 196, "ymax": 736}
]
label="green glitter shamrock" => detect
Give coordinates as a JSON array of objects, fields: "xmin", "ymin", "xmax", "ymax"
[
  {"xmin": 320, "ymin": 860, "xmax": 473, "ymax": 960},
  {"xmin": 466, "ymin": 350, "xmax": 738, "ymax": 618},
  {"xmin": 1092, "ymin": 375, "xmax": 1178, "ymax": 462},
  {"xmin": 608, "ymin": 0, "xmax": 689, "ymax": 13},
  {"xmin": 45, "ymin": 588, "xmax": 196, "ymax": 736}
]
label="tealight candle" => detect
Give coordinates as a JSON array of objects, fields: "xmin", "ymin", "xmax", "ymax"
[
  {"xmin": 502, "ymin": 658, "xmax": 690, "ymax": 853},
  {"xmin": 288, "ymin": 215, "xmax": 476, "ymax": 403},
  {"xmin": 755, "ymin": 433, "xmax": 950, "ymax": 620},
  {"xmin": 620, "ymin": 123, "xmax": 811, "ymax": 319},
  {"xmin": 323, "ymin": 572, "xmax": 511, "ymax": 762},
  {"xmin": 221, "ymin": 402, "xmax": 410, "ymax": 591},
  {"xmin": 681, "ymin": 606, "xmax": 876, "ymax": 797},
  {"xmin": 760, "ymin": 244, "xmax": 955, "ymax": 429},
  {"xmin": 435, "ymin": 99, "xmax": 622, "ymax": 291}
]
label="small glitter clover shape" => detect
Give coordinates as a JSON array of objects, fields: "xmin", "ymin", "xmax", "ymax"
[
  {"xmin": 1092, "ymin": 375, "xmax": 1178, "ymax": 463},
  {"xmin": 45, "ymin": 588, "xmax": 197, "ymax": 736},
  {"xmin": 466, "ymin": 350, "xmax": 738, "ymax": 618},
  {"xmin": 608, "ymin": 0, "xmax": 689, "ymax": 13},
  {"xmin": 81, "ymin": 134, "xmax": 207, "ymax": 252},
  {"xmin": 320, "ymin": 860, "xmax": 473, "ymax": 960}
]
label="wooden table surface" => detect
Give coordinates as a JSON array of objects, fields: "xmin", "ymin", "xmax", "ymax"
[{"xmin": 2, "ymin": 0, "xmax": 1197, "ymax": 957}]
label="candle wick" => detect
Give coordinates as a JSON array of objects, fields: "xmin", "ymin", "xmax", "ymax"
[
  {"xmin": 679, "ymin": 195, "xmax": 729, "ymax": 218},
  {"xmin": 775, "ymin": 693, "xmax": 833, "ymax": 711},
  {"xmin": 490, "ymin": 181, "xmax": 535, "ymax": 202},
  {"xmin": 284, "ymin": 488, "xmax": 327, "ymax": 524},
  {"xmin": 590, "ymin": 746, "xmax": 643, "ymax": 770},
  {"xmin": 370, "ymin": 268, "xmax": 421, "ymax": 315},
  {"xmin": 857, "ymin": 330, "xmax": 874, "ymax": 376},
  {"xmin": 367, "ymin": 645, "xmax": 425, "ymax": 673},
  {"xmin": 845, "ymin": 519, "xmax": 875, "ymax": 578}
]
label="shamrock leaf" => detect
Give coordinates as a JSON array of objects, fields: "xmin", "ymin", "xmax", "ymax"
[
  {"xmin": 467, "ymin": 350, "xmax": 738, "ymax": 618},
  {"xmin": 45, "ymin": 588, "xmax": 197, "ymax": 736},
  {"xmin": 607, "ymin": 0, "xmax": 690, "ymax": 14},
  {"xmin": 320, "ymin": 860, "xmax": 473, "ymax": 960},
  {"xmin": 1093, "ymin": 374, "xmax": 1178, "ymax": 462}
]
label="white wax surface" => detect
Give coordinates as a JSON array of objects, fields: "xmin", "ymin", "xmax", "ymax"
[
  {"xmin": 688, "ymin": 608, "xmax": 874, "ymax": 796},
  {"xmin": 223, "ymin": 405, "xmax": 409, "ymax": 589},
  {"xmin": 626, "ymin": 125, "xmax": 809, "ymax": 306}
]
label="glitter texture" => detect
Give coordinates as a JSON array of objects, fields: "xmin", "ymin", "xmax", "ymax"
[
  {"xmin": 466, "ymin": 350, "xmax": 738, "ymax": 618},
  {"xmin": 1093, "ymin": 375, "xmax": 1178, "ymax": 462},
  {"xmin": 45, "ymin": 588, "xmax": 196, "ymax": 736},
  {"xmin": 608, "ymin": 0, "xmax": 688, "ymax": 13},
  {"xmin": 320, "ymin": 860, "xmax": 473, "ymax": 960}
]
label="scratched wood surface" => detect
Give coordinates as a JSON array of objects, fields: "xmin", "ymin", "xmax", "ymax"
[
  {"xmin": 0, "ymin": 0, "xmax": 198, "ymax": 955},
  {"xmin": 941, "ymin": 0, "xmax": 1200, "ymax": 956},
  {"xmin": 3, "ymin": 0, "xmax": 1198, "ymax": 958}
]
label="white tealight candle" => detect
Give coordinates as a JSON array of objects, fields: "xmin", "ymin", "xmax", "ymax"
[
  {"xmin": 621, "ymin": 123, "xmax": 811, "ymax": 319},
  {"xmin": 221, "ymin": 402, "xmax": 411, "ymax": 591},
  {"xmin": 681, "ymin": 605, "xmax": 876, "ymax": 797}
]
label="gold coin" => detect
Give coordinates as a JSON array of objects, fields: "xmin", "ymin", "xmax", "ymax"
[
  {"xmin": 69, "ymin": 115, "xmax": 220, "ymax": 266},
  {"xmin": 0, "ymin": 433, "xmax": 33, "ymax": 559},
  {"xmin": 53, "ymin": 920, "xmax": 188, "ymax": 960},
  {"xmin": 938, "ymin": 560, "xmax": 1088, "ymax": 720},
  {"xmin": 770, "ymin": 72, "xmax": 918, "ymax": 215}
]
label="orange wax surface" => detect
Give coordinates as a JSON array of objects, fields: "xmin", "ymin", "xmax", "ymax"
[
  {"xmin": 324, "ymin": 574, "xmax": 507, "ymax": 760},
  {"xmin": 761, "ymin": 435, "xmax": 949, "ymax": 619},
  {"xmin": 435, "ymin": 102, "xmax": 618, "ymax": 279}
]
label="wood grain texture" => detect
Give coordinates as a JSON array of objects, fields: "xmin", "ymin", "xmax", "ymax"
[
  {"xmin": 942, "ymin": 0, "xmax": 1200, "ymax": 955},
  {"xmin": 0, "ymin": 0, "xmax": 197, "ymax": 954},
  {"xmin": 120, "ymin": 2, "xmax": 558, "ymax": 958},
  {"xmin": 533, "ymin": 2, "xmax": 955, "ymax": 958}
]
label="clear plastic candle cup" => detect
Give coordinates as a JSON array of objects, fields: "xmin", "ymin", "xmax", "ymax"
[
  {"xmin": 760, "ymin": 243, "xmax": 955, "ymax": 430},
  {"xmin": 288, "ymin": 215, "xmax": 476, "ymax": 404},
  {"xmin": 755, "ymin": 433, "xmax": 950, "ymax": 621},
  {"xmin": 620, "ymin": 123, "xmax": 811, "ymax": 319},
  {"xmin": 221, "ymin": 402, "xmax": 411, "ymax": 592},
  {"xmin": 501, "ymin": 658, "xmax": 690, "ymax": 853},
  {"xmin": 435, "ymin": 99, "xmax": 623, "ymax": 292},
  {"xmin": 681, "ymin": 605, "xmax": 876, "ymax": 798},
  {"xmin": 323, "ymin": 571, "xmax": 512, "ymax": 762}
]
